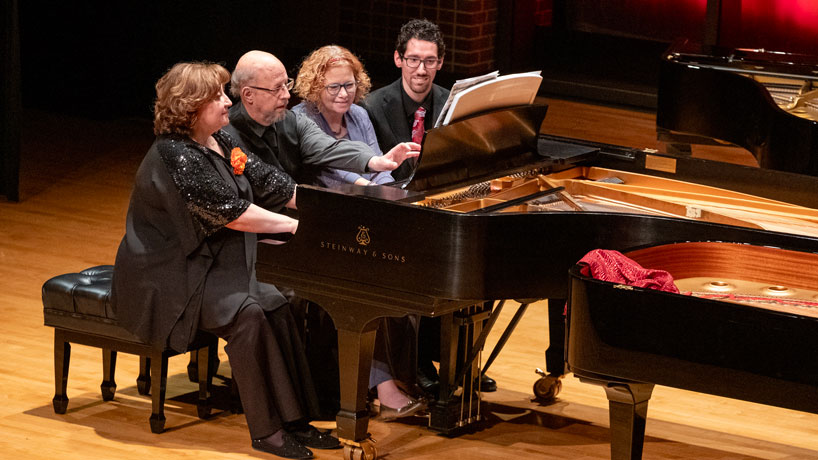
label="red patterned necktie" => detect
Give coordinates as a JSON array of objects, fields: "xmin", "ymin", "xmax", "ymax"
[{"xmin": 411, "ymin": 106, "xmax": 426, "ymax": 144}]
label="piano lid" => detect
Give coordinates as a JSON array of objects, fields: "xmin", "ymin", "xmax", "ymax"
[
  {"xmin": 667, "ymin": 39, "xmax": 818, "ymax": 80},
  {"xmin": 403, "ymin": 104, "xmax": 551, "ymax": 194},
  {"xmin": 657, "ymin": 39, "xmax": 818, "ymax": 177}
]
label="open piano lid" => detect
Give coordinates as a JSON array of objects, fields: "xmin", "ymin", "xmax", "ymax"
[
  {"xmin": 667, "ymin": 39, "xmax": 818, "ymax": 79},
  {"xmin": 397, "ymin": 104, "xmax": 597, "ymax": 194}
]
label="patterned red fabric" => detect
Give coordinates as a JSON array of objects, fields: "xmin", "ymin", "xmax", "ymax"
[
  {"xmin": 411, "ymin": 107, "xmax": 426, "ymax": 144},
  {"xmin": 578, "ymin": 249, "xmax": 680, "ymax": 293}
]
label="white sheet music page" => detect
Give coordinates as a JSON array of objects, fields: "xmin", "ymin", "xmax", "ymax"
[{"xmin": 436, "ymin": 70, "xmax": 542, "ymax": 127}]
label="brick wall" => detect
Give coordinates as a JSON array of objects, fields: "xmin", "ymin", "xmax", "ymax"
[
  {"xmin": 534, "ymin": 0, "xmax": 552, "ymax": 27},
  {"xmin": 339, "ymin": 0, "xmax": 499, "ymax": 78}
]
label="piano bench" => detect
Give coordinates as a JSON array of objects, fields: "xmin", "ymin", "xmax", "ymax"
[{"xmin": 42, "ymin": 265, "xmax": 218, "ymax": 433}]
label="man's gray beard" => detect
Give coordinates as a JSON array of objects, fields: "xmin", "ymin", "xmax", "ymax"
[{"xmin": 270, "ymin": 111, "xmax": 286, "ymax": 124}]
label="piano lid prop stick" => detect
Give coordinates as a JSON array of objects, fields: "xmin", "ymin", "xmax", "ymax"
[
  {"xmin": 471, "ymin": 186, "xmax": 566, "ymax": 214},
  {"xmin": 542, "ymin": 177, "xmax": 585, "ymax": 211}
]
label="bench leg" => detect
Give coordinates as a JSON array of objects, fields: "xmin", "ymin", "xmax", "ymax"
[
  {"xmin": 188, "ymin": 347, "xmax": 220, "ymax": 382},
  {"xmin": 137, "ymin": 356, "xmax": 150, "ymax": 395},
  {"xmin": 149, "ymin": 351, "xmax": 168, "ymax": 433},
  {"xmin": 196, "ymin": 346, "xmax": 211, "ymax": 419},
  {"xmin": 187, "ymin": 353, "xmax": 198, "ymax": 382},
  {"xmin": 53, "ymin": 329, "xmax": 70, "ymax": 414},
  {"xmin": 101, "ymin": 348, "xmax": 117, "ymax": 401}
]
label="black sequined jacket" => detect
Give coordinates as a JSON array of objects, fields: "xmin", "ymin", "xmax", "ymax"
[{"xmin": 112, "ymin": 130, "xmax": 295, "ymax": 352}]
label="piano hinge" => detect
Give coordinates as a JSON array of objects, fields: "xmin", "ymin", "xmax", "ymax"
[{"xmin": 598, "ymin": 148, "xmax": 638, "ymax": 162}]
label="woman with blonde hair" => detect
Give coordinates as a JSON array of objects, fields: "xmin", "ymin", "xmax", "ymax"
[{"xmin": 113, "ymin": 61, "xmax": 339, "ymax": 459}]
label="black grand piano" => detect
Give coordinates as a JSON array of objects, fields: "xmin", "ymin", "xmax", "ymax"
[
  {"xmin": 257, "ymin": 81, "xmax": 818, "ymax": 459},
  {"xmin": 657, "ymin": 39, "xmax": 818, "ymax": 175}
]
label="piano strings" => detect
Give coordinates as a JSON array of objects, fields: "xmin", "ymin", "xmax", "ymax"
[
  {"xmin": 625, "ymin": 241, "xmax": 818, "ymax": 318},
  {"xmin": 415, "ymin": 166, "xmax": 818, "ymax": 238}
]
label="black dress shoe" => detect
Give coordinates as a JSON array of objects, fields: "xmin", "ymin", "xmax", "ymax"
[
  {"xmin": 480, "ymin": 374, "xmax": 497, "ymax": 392},
  {"xmin": 252, "ymin": 433, "xmax": 313, "ymax": 459},
  {"xmin": 417, "ymin": 366, "xmax": 440, "ymax": 395},
  {"xmin": 290, "ymin": 425, "xmax": 341, "ymax": 450}
]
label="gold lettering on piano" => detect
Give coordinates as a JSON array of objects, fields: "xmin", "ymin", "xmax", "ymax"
[
  {"xmin": 319, "ymin": 241, "xmax": 370, "ymax": 256},
  {"xmin": 644, "ymin": 154, "xmax": 677, "ymax": 174},
  {"xmin": 318, "ymin": 240, "xmax": 407, "ymax": 264}
]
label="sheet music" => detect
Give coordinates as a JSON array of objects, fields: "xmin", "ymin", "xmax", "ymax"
[
  {"xmin": 435, "ymin": 70, "xmax": 542, "ymax": 127},
  {"xmin": 434, "ymin": 71, "xmax": 499, "ymax": 128}
]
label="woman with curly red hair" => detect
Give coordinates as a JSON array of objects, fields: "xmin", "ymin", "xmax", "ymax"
[
  {"xmin": 293, "ymin": 47, "xmax": 426, "ymax": 421},
  {"xmin": 292, "ymin": 45, "xmax": 395, "ymax": 187}
]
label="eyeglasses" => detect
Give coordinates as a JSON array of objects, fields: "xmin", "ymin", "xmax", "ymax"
[
  {"xmin": 401, "ymin": 56, "xmax": 440, "ymax": 69},
  {"xmin": 248, "ymin": 78, "xmax": 294, "ymax": 95},
  {"xmin": 325, "ymin": 81, "xmax": 357, "ymax": 96}
]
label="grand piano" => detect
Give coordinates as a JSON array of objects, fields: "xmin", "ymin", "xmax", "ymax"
[
  {"xmin": 552, "ymin": 42, "xmax": 818, "ymax": 460},
  {"xmin": 657, "ymin": 39, "xmax": 818, "ymax": 175},
  {"xmin": 256, "ymin": 89, "xmax": 818, "ymax": 459}
]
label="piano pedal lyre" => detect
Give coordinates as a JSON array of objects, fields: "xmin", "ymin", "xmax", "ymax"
[{"xmin": 457, "ymin": 349, "xmax": 482, "ymax": 427}]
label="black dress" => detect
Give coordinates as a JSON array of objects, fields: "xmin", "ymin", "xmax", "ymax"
[{"xmin": 113, "ymin": 130, "xmax": 319, "ymax": 438}]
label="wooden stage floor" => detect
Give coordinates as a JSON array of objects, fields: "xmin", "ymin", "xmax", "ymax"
[{"xmin": 2, "ymin": 98, "xmax": 817, "ymax": 459}]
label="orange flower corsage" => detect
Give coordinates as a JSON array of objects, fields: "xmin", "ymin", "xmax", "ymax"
[{"xmin": 230, "ymin": 147, "xmax": 247, "ymax": 175}]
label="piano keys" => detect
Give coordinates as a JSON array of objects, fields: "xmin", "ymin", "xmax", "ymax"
[
  {"xmin": 656, "ymin": 39, "xmax": 818, "ymax": 176},
  {"xmin": 255, "ymin": 103, "xmax": 818, "ymax": 460}
]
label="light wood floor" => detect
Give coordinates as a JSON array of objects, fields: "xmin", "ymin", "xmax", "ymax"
[{"xmin": 3, "ymin": 98, "xmax": 817, "ymax": 460}]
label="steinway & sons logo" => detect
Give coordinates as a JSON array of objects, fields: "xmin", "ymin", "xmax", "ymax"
[
  {"xmin": 319, "ymin": 224, "xmax": 406, "ymax": 263},
  {"xmin": 356, "ymin": 226, "xmax": 371, "ymax": 246}
]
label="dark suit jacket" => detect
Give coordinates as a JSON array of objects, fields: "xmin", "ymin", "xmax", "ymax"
[{"xmin": 362, "ymin": 79, "xmax": 449, "ymax": 181}]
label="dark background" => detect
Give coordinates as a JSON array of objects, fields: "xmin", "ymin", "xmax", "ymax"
[
  {"xmin": 4, "ymin": 0, "xmax": 818, "ymax": 201},
  {"xmin": 19, "ymin": 1, "xmax": 346, "ymax": 119}
]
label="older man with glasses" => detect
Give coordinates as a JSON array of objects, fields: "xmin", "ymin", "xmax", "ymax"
[
  {"xmin": 362, "ymin": 18, "xmax": 450, "ymax": 183},
  {"xmin": 224, "ymin": 50, "xmax": 419, "ymax": 186}
]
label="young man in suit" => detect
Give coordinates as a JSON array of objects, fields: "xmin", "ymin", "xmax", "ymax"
[
  {"xmin": 363, "ymin": 19, "xmax": 498, "ymax": 394},
  {"xmin": 362, "ymin": 18, "xmax": 449, "ymax": 182}
]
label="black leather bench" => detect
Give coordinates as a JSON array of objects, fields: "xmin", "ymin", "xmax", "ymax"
[{"xmin": 42, "ymin": 265, "xmax": 218, "ymax": 433}]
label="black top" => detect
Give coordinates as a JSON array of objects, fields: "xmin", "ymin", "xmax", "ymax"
[{"xmin": 112, "ymin": 130, "xmax": 295, "ymax": 352}]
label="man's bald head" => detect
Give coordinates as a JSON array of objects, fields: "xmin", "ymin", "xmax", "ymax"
[
  {"xmin": 230, "ymin": 50, "xmax": 285, "ymax": 98},
  {"xmin": 231, "ymin": 50, "xmax": 292, "ymax": 126}
]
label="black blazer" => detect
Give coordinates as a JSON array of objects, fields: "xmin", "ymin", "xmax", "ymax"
[{"xmin": 362, "ymin": 79, "xmax": 449, "ymax": 181}]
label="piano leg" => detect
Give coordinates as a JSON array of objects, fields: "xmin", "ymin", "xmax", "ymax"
[
  {"xmin": 534, "ymin": 298, "xmax": 567, "ymax": 401},
  {"xmin": 336, "ymin": 327, "xmax": 378, "ymax": 455},
  {"xmin": 580, "ymin": 377, "xmax": 655, "ymax": 460}
]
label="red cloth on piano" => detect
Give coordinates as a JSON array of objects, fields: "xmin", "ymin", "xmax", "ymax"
[{"xmin": 578, "ymin": 249, "xmax": 680, "ymax": 294}]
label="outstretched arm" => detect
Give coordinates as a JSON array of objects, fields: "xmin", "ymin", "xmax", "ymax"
[
  {"xmin": 226, "ymin": 203, "xmax": 298, "ymax": 234},
  {"xmin": 367, "ymin": 142, "xmax": 421, "ymax": 171}
]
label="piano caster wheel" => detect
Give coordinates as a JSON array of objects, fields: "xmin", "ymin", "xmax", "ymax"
[
  {"xmin": 343, "ymin": 440, "xmax": 378, "ymax": 460},
  {"xmin": 533, "ymin": 375, "xmax": 562, "ymax": 402}
]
